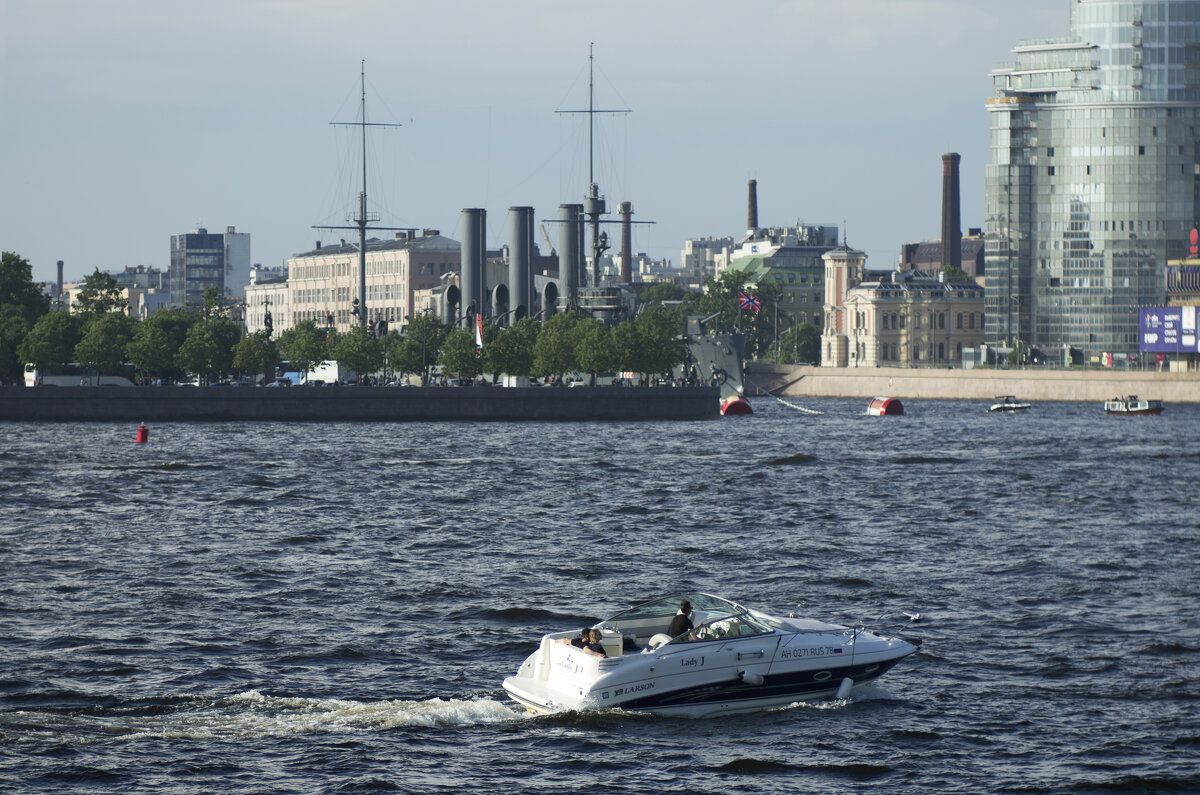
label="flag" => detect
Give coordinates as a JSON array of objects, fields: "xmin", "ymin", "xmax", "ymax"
[
  {"xmin": 737, "ymin": 290, "xmax": 761, "ymax": 312},
  {"xmin": 475, "ymin": 314, "xmax": 484, "ymax": 352}
]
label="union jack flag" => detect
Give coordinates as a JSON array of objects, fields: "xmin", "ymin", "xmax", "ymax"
[{"xmin": 737, "ymin": 290, "xmax": 761, "ymax": 312}]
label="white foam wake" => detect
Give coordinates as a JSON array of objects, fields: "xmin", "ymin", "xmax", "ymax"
[{"xmin": 110, "ymin": 692, "xmax": 526, "ymax": 741}]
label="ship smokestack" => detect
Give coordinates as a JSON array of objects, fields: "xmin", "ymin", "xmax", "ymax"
[
  {"xmin": 557, "ymin": 204, "xmax": 582, "ymax": 311},
  {"xmin": 747, "ymin": 179, "xmax": 758, "ymax": 234},
  {"xmin": 461, "ymin": 208, "xmax": 486, "ymax": 326},
  {"xmin": 619, "ymin": 201, "xmax": 633, "ymax": 284},
  {"xmin": 508, "ymin": 206, "xmax": 534, "ymax": 323},
  {"xmin": 941, "ymin": 153, "xmax": 962, "ymax": 273}
]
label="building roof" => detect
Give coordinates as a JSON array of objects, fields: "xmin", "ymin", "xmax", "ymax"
[{"xmin": 292, "ymin": 233, "xmax": 460, "ymax": 259}]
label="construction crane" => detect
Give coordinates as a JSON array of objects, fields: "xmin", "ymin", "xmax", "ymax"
[{"xmin": 540, "ymin": 224, "xmax": 555, "ymax": 256}]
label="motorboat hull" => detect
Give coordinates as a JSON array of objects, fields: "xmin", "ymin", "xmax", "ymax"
[{"xmin": 502, "ymin": 593, "xmax": 919, "ymax": 718}]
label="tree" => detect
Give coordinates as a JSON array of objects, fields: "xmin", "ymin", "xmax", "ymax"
[
  {"xmin": 276, "ymin": 320, "xmax": 329, "ymax": 376},
  {"xmin": 200, "ymin": 285, "xmax": 237, "ymax": 320},
  {"xmin": 332, "ymin": 325, "xmax": 384, "ymax": 380},
  {"xmin": 487, "ymin": 317, "xmax": 538, "ymax": 382},
  {"xmin": 0, "ymin": 307, "xmax": 31, "ymax": 383},
  {"xmin": 177, "ymin": 317, "xmax": 239, "ymax": 384},
  {"xmin": 778, "ymin": 322, "xmax": 821, "ymax": 364},
  {"xmin": 532, "ymin": 310, "xmax": 584, "ymax": 379},
  {"xmin": 18, "ymin": 311, "xmax": 81, "ymax": 371},
  {"xmin": 573, "ymin": 317, "xmax": 616, "ymax": 383},
  {"xmin": 0, "ymin": 251, "xmax": 50, "ymax": 323},
  {"xmin": 232, "ymin": 331, "xmax": 277, "ymax": 382},
  {"xmin": 940, "ymin": 264, "xmax": 970, "ymax": 283},
  {"xmin": 620, "ymin": 305, "xmax": 687, "ymax": 378},
  {"xmin": 128, "ymin": 308, "xmax": 196, "ymax": 383},
  {"xmin": 389, "ymin": 312, "xmax": 448, "ymax": 384},
  {"xmin": 637, "ymin": 282, "xmax": 689, "ymax": 304},
  {"xmin": 73, "ymin": 268, "xmax": 126, "ymax": 315},
  {"xmin": 438, "ymin": 327, "xmax": 483, "ymax": 381},
  {"xmin": 126, "ymin": 322, "xmax": 179, "ymax": 382},
  {"xmin": 74, "ymin": 313, "xmax": 136, "ymax": 378}
]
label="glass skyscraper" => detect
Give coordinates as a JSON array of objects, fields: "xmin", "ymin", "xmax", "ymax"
[{"xmin": 985, "ymin": 0, "xmax": 1200, "ymax": 358}]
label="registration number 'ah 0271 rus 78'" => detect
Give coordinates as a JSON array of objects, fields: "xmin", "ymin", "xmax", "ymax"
[{"xmin": 780, "ymin": 646, "xmax": 843, "ymax": 659}]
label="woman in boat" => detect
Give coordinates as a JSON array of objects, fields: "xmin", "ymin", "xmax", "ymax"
[
  {"xmin": 581, "ymin": 628, "xmax": 607, "ymax": 657},
  {"xmin": 557, "ymin": 628, "xmax": 590, "ymax": 649}
]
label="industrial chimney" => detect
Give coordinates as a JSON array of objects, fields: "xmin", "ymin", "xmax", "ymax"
[
  {"xmin": 56, "ymin": 260, "xmax": 64, "ymax": 298},
  {"xmin": 941, "ymin": 153, "xmax": 962, "ymax": 274},
  {"xmin": 619, "ymin": 201, "xmax": 633, "ymax": 284},
  {"xmin": 747, "ymin": 179, "xmax": 758, "ymax": 235}
]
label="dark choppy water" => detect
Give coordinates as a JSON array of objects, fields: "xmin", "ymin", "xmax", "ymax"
[{"xmin": 2, "ymin": 397, "xmax": 1198, "ymax": 793}]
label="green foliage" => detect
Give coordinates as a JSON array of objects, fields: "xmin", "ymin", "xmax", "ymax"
[
  {"xmin": 531, "ymin": 310, "xmax": 584, "ymax": 378},
  {"xmin": 572, "ymin": 317, "xmax": 616, "ymax": 379},
  {"xmin": 439, "ymin": 327, "xmax": 483, "ymax": 380},
  {"xmin": 126, "ymin": 322, "xmax": 179, "ymax": 381},
  {"xmin": 74, "ymin": 313, "xmax": 136, "ymax": 375},
  {"xmin": 18, "ymin": 311, "xmax": 81, "ymax": 369},
  {"xmin": 0, "ymin": 306, "xmax": 31, "ymax": 383},
  {"xmin": 0, "ymin": 251, "xmax": 50, "ymax": 323},
  {"xmin": 232, "ymin": 331, "xmax": 277, "ymax": 380},
  {"xmin": 73, "ymin": 268, "xmax": 127, "ymax": 315},
  {"xmin": 332, "ymin": 325, "xmax": 384, "ymax": 377},
  {"xmin": 777, "ymin": 323, "xmax": 821, "ymax": 365},
  {"xmin": 388, "ymin": 312, "xmax": 448, "ymax": 382},
  {"xmin": 200, "ymin": 285, "xmax": 237, "ymax": 320},
  {"xmin": 487, "ymin": 317, "xmax": 538, "ymax": 379},
  {"xmin": 637, "ymin": 282, "xmax": 688, "ymax": 304},
  {"xmin": 621, "ymin": 305, "xmax": 687, "ymax": 376},
  {"xmin": 276, "ymin": 320, "xmax": 329, "ymax": 375},
  {"xmin": 177, "ymin": 317, "xmax": 240, "ymax": 384},
  {"xmin": 940, "ymin": 264, "xmax": 970, "ymax": 283}
]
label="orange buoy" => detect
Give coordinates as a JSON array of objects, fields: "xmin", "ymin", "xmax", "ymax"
[{"xmin": 135, "ymin": 423, "xmax": 148, "ymax": 443}]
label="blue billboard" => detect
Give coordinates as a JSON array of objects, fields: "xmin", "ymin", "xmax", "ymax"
[{"xmin": 1140, "ymin": 306, "xmax": 1199, "ymax": 353}]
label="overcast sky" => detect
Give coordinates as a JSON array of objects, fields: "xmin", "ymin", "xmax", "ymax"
[{"xmin": 1, "ymin": 0, "xmax": 1070, "ymax": 284}]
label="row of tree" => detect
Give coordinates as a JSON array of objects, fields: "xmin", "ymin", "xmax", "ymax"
[{"xmin": 0, "ymin": 251, "xmax": 822, "ymax": 386}]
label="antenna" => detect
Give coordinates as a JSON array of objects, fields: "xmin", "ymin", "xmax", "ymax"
[
  {"xmin": 556, "ymin": 44, "xmax": 631, "ymax": 287},
  {"xmin": 314, "ymin": 60, "xmax": 412, "ymax": 328}
]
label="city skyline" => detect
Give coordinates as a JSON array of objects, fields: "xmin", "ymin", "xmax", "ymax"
[{"xmin": 2, "ymin": 0, "xmax": 1066, "ymax": 284}]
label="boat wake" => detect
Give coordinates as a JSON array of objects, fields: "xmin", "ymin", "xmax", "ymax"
[{"xmin": 11, "ymin": 691, "xmax": 526, "ymax": 744}]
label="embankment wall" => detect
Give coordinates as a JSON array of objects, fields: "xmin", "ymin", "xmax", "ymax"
[
  {"xmin": 0, "ymin": 386, "xmax": 720, "ymax": 422},
  {"xmin": 747, "ymin": 364, "xmax": 1200, "ymax": 403}
]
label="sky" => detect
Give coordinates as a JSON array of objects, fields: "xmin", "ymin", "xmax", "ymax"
[{"xmin": 1, "ymin": 0, "xmax": 1070, "ymax": 285}]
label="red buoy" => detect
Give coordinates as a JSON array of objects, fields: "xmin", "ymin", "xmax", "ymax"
[{"xmin": 135, "ymin": 423, "xmax": 148, "ymax": 443}]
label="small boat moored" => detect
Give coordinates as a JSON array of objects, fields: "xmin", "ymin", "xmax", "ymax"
[
  {"xmin": 1104, "ymin": 395, "xmax": 1163, "ymax": 416},
  {"xmin": 502, "ymin": 593, "xmax": 920, "ymax": 718},
  {"xmin": 988, "ymin": 396, "xmax": 1032, "ymax": 413}
]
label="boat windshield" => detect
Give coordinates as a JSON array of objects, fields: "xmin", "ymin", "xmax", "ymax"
[
  {"xmin": 607, "ymin": 593, "xmax": 742, "ymax": 622},
  {"xmin": 674, "ymin": 611, "xmax": 774, "ymax": 643}
]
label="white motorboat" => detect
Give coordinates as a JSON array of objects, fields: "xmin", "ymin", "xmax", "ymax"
[
  {"xmin": 988, "ymin": 395, "xmax": 1031, "ymax": 412},
  {"xmin": 1104, "ymin": 395, "xmax": 1163, "ymax": 416},
  {"xmin": 502, "ymin": 593, "xmax": 920, "ymax": 718}
]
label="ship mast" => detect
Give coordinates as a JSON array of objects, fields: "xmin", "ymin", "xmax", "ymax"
[
  {"xmin": 315, "ymin": 61, "xmax": 409, "ymax": 329},
  {"xmin": 558, "ymin": 44, "xmax": 629, "ymax": 287}
]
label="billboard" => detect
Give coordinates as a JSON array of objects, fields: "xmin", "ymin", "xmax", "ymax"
[{"xmin": 1140, "ymin": 306, "xmax": 1199, "ymax": 353}]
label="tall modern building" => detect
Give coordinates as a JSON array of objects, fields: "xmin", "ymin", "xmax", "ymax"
[
  {"xmin": 169, "ymin": 226, "xmax": 252, "ymax": 307},
  {"xmin": 985, "ymin": 0, "xmax": 1200, "ymax": 358}
]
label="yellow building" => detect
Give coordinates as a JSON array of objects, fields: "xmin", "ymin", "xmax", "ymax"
[
  {"xmin": 282, "ymin": 231, "xmax": 459, "ymax": 334},
  {"xmin": 823, "ymin": 244, "xmax": 985, "ymax": 368}
]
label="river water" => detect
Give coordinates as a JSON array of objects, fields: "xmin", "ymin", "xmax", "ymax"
[{"xmin": 2, "ymin": 397, "xmax": 1198, "ymax": 793}]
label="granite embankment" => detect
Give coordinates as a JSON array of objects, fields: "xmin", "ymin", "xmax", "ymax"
[
  {"xmin": 0, "ymin": 385, "xmax": 720, "ymax": 422},
  {"xmin": 747, "ymin": 363, "xmax": 1200, "ymax": 403}
]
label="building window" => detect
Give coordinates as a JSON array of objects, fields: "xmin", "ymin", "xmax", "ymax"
[
  {"xmin": 957, "ymin": 312, "xmax": 964, "ymax": 329},
  {"xmin": 1048, "ymin": 166, "xmax": 1056, "ymax": 176}
]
